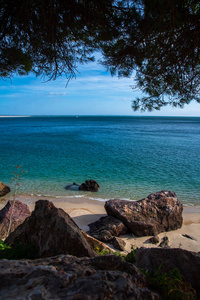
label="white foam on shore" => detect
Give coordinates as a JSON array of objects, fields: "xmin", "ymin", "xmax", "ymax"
[
  {"xmin": 55, "ymin": 195, "xmax": 109, "ymax": 202},
  {"xmin": 5, "ymin": 193, "xmax": 112, "ymax": 203},
  {"xmin": 55, "ymin": 195, "xmax": 85, "ymax": 199},
  {"xmin": 87, "ymin": 197, "xmax": 109, "ymax": 202}
]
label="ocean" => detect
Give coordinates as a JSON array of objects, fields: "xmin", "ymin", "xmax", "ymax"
[{"xmin": 0, "ymin": 116, "xmax": 200, "ymax": 206}]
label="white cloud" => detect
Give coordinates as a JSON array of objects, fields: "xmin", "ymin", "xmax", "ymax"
[
  {"xmin": 47, "ymin": 92, "xmax": 67, "ymax": 96},
  {"xmin": 0, "ymin": 58, "xmax": 200, "ymax": 116}
]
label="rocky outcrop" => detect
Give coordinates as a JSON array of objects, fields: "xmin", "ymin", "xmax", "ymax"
[
  {"xmin": 112, "ymin": 237, "xmax": 126, "ymax": 251},
  {"xmin": 88, "ymin": 215, "xmax": 128, "ymax": 242},
  {"xmin": 0, "ymin": 182, "xmax": 10, "ymax": 197},
  {"xmin": 5, "ymin": 200, "xmax": 96, "ymax": 258},
  {"xmin": 0, "ymin": 254, "xmax": 160, "ymax": 299},
  {"xmin": 159, "ymin": 236, "xmax": 169, "ymax": 248},
  {"xmin": 0, "ymin": 200, "xmax": 30, "ymax": 240},
  {"xmin": 79, "ymin": 179, "xmax": 99, "ymax": 192},
  {"xmin": 146, "ymin": 235, "xmax": 160, "ymax": 244},
  {"xmin": 105, "ymin": 191, "xmax": 183, "ymax": 236},
  {"xmin": 135, "ymin": 247, "xmax": 200, "ymax": 294},
  {"xmin": 81, "ymin": 230, "xmax": 116, "ymax": 253}
]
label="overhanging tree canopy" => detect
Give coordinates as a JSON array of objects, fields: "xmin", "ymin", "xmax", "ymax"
[
  {"xmin": 0, "ymin": 0, "xmax": 116, "ymax": 79},
  {"xmin": 0, "ymin": 0, "xmax": 200, "ymax": 111}
]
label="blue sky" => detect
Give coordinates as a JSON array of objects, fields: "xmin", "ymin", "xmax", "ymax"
[{"xmin": 0, "ymin": 60, "xmax": 200, "ymax": 116}]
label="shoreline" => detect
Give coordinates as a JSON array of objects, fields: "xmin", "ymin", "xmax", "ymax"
[
  {"xmin": 1, "ymin": 194, "xmax": 200, "ymax": 253},
  {"xmin": 1, "ymin": 193, "xmax": 200, "ymax": 208}
]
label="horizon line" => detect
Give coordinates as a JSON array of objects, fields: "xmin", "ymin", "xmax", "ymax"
[{"xmin": 0, "ymin": 114, "xmax": 200, "ymax": 118}]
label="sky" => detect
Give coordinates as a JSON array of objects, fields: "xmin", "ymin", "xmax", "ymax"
[{"xmin": 0, "ymin": 59, "xmax": 200, "ymax": 116}]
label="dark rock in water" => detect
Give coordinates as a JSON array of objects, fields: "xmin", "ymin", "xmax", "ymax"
[
  {"xmin": 5, "ymin": 200, "xmax": 96, "ymax": 258},
  {"xmin": 65, "ymin": 183, "xmax": 80, "ymax": 191},
  {"xmin": 0, "ymin": 254, "xmax": 160, "ymax": 299},
  {"xmin": 0, "ymin": 181, "xmax": 10, "ymax": 197},
  {"xmin": 88, "ymin": 215, "xmax": 128, "ymax": 242},
  {"xmin": 79, "ymin": 179, "xmax": 99, "ymax": 192},
  {"xmin": 146, "ymin": 235, "xmax": 160, "ymax": 244},
  {"xmin": 105, "ymin": 191, "xmax": 183, "ymax": 236},
  {"xmin": 112, "ymin": 237, "xmax": 126, "ymax": 251},
  {"xmin": 0, "ymin": 200, "xmax": 30, "ymax": 240},
  {"xmin": 135, "ymin": 247, "xmax": 200, "ymax": 294}
]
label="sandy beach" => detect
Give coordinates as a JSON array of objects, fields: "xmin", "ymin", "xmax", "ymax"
[{"xmin": 1, "ymin": 195, "xmax": 200, "ymax": 253}]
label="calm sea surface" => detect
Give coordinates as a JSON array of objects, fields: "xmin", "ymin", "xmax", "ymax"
[{"xmin": 0, "ymin": 116, "xmax": 200, "ymax": 205}]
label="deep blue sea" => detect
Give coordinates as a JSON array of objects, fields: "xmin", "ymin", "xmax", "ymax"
[{"xmin": 0, "ymin": 116, "xmax": 200, "ymax": 205}]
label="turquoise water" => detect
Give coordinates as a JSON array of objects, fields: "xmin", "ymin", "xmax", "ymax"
[{"xmin": 0, "ymin": 116, "xmax": 200, "ymax": 205}]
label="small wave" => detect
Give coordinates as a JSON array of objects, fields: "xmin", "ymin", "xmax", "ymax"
[
  {"xmin": 120, "ymin": 198, "xmax": 137, "ymax": 201},
  {"xmin": 87, "ymin": 196, "xmax": 137, "ymax": 202},
  {"xmin": 51, "ymin": 194, "xmax": 109, "ymax": 202},
  {"xmin": 183, "ymin": 203, "xmax": 200, "ymax": 208},
  {"xmin": 55, "ymin": 195, "xmax": 85, "ymax": 199},
  {"xmin": 87, "ymin": 197, "xmax": 108, "ymax": 202},
  {"xmin": 20, "ymin": 192, "xmax": 138, "ymax": 203}
]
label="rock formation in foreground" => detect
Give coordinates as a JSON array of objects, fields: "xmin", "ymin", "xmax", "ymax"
[
  {"xmin": 105, "ymin": 191, "xmax": 183, "ymax": 236},
  {"xmin": 135, "ymin": 247, "xmax": 200, "ymax": 294},
  {"xmin": 79, "ymin": 179, "xmax": 99, "ymax": 192},
  {"xmin": 0, "ymin": 254, "xmax": 160, "ymax": 300},
  {"xmin": 5, "ymin": 200, "xmax": 95, "ymax": 258},
  {"xmin": 0, "ymin": 181, "xmax": 10, "ymax": 197},
  {"xmin": 0, "ymin": 200, "xmax": 30, "ymax": 240}
]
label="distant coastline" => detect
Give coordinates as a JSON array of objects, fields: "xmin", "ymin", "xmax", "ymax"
[
  {"xmin": 0, "ymin": 115, "xmax": 31, "ymax": 117},
  {"xmin": 0, "ymin": 115, "xmax": 200, "ymax": 118}
]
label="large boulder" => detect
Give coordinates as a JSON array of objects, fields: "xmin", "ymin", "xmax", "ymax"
[
  {"xmin": 88, "ymin": 215, "xmax": 128, "ymax": 242},
  {"xmin": 79, "ymin": 179, "xmax": 99, "ymax": 192},
  {"xmin": 0, "ymin": 182, "xmax": 10, "ymax": 197},
  {"xmin": 0, "ymin": 200, "xmax": 30, "ymax": 240},
  {"xmin": 0, "ymin": 254, "xmax": 160, "ymax": 299},
  {"xmin": 5, "ymin": 200, "xmax": 96, "ymax": 258},
  {"xmin": 105, "ymin": 191, "xmax": 183, "ymax": 236},
  {"xmin": 135, "ymin": 247, "xmax": 200, "ymax": 294}
]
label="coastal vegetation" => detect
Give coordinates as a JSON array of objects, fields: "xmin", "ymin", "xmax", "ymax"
[
  {"xmin": 144, "ymin": 266, "xmax": 196, "ymax": 300},
  {"xmin": 91, "ymin": 247, "xmax": 197, "ymax": 299},
  {"xmin": 0, "ymin": 239, "xmax": 37, "ymax": 260},
  {"xmin": 0, "ymin": 0, "xmax": 199, "ymax": 111},
  {"xmin": 7, "ymin": 165, "xmax": 24, "ymax": 238}
]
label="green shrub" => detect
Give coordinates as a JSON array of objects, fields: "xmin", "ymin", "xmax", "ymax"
[
  {"xmin": 94, "ymin": 247, "xmax": 126, "ymax": 259},
  {"xmin": 94, "ymin": 244, "xmax": 138, "ymax": 262},
  {"xmin": 124, "ymin": 245, "xmax": 138, "ymax": 264},
  {"xmin": 0, "ymin": 239, "xmax": 37, "ymax": 260},
  {"xmin": 0, "ymin": 239, "xmax": 11, "ymax": 251},
  {"xmin": 94, "ymin": 247, "xmax": 112, "ymax": 255},
  {"xmin": 144, "ymin": 264, "xmax": 196, "ymax": 300}
]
